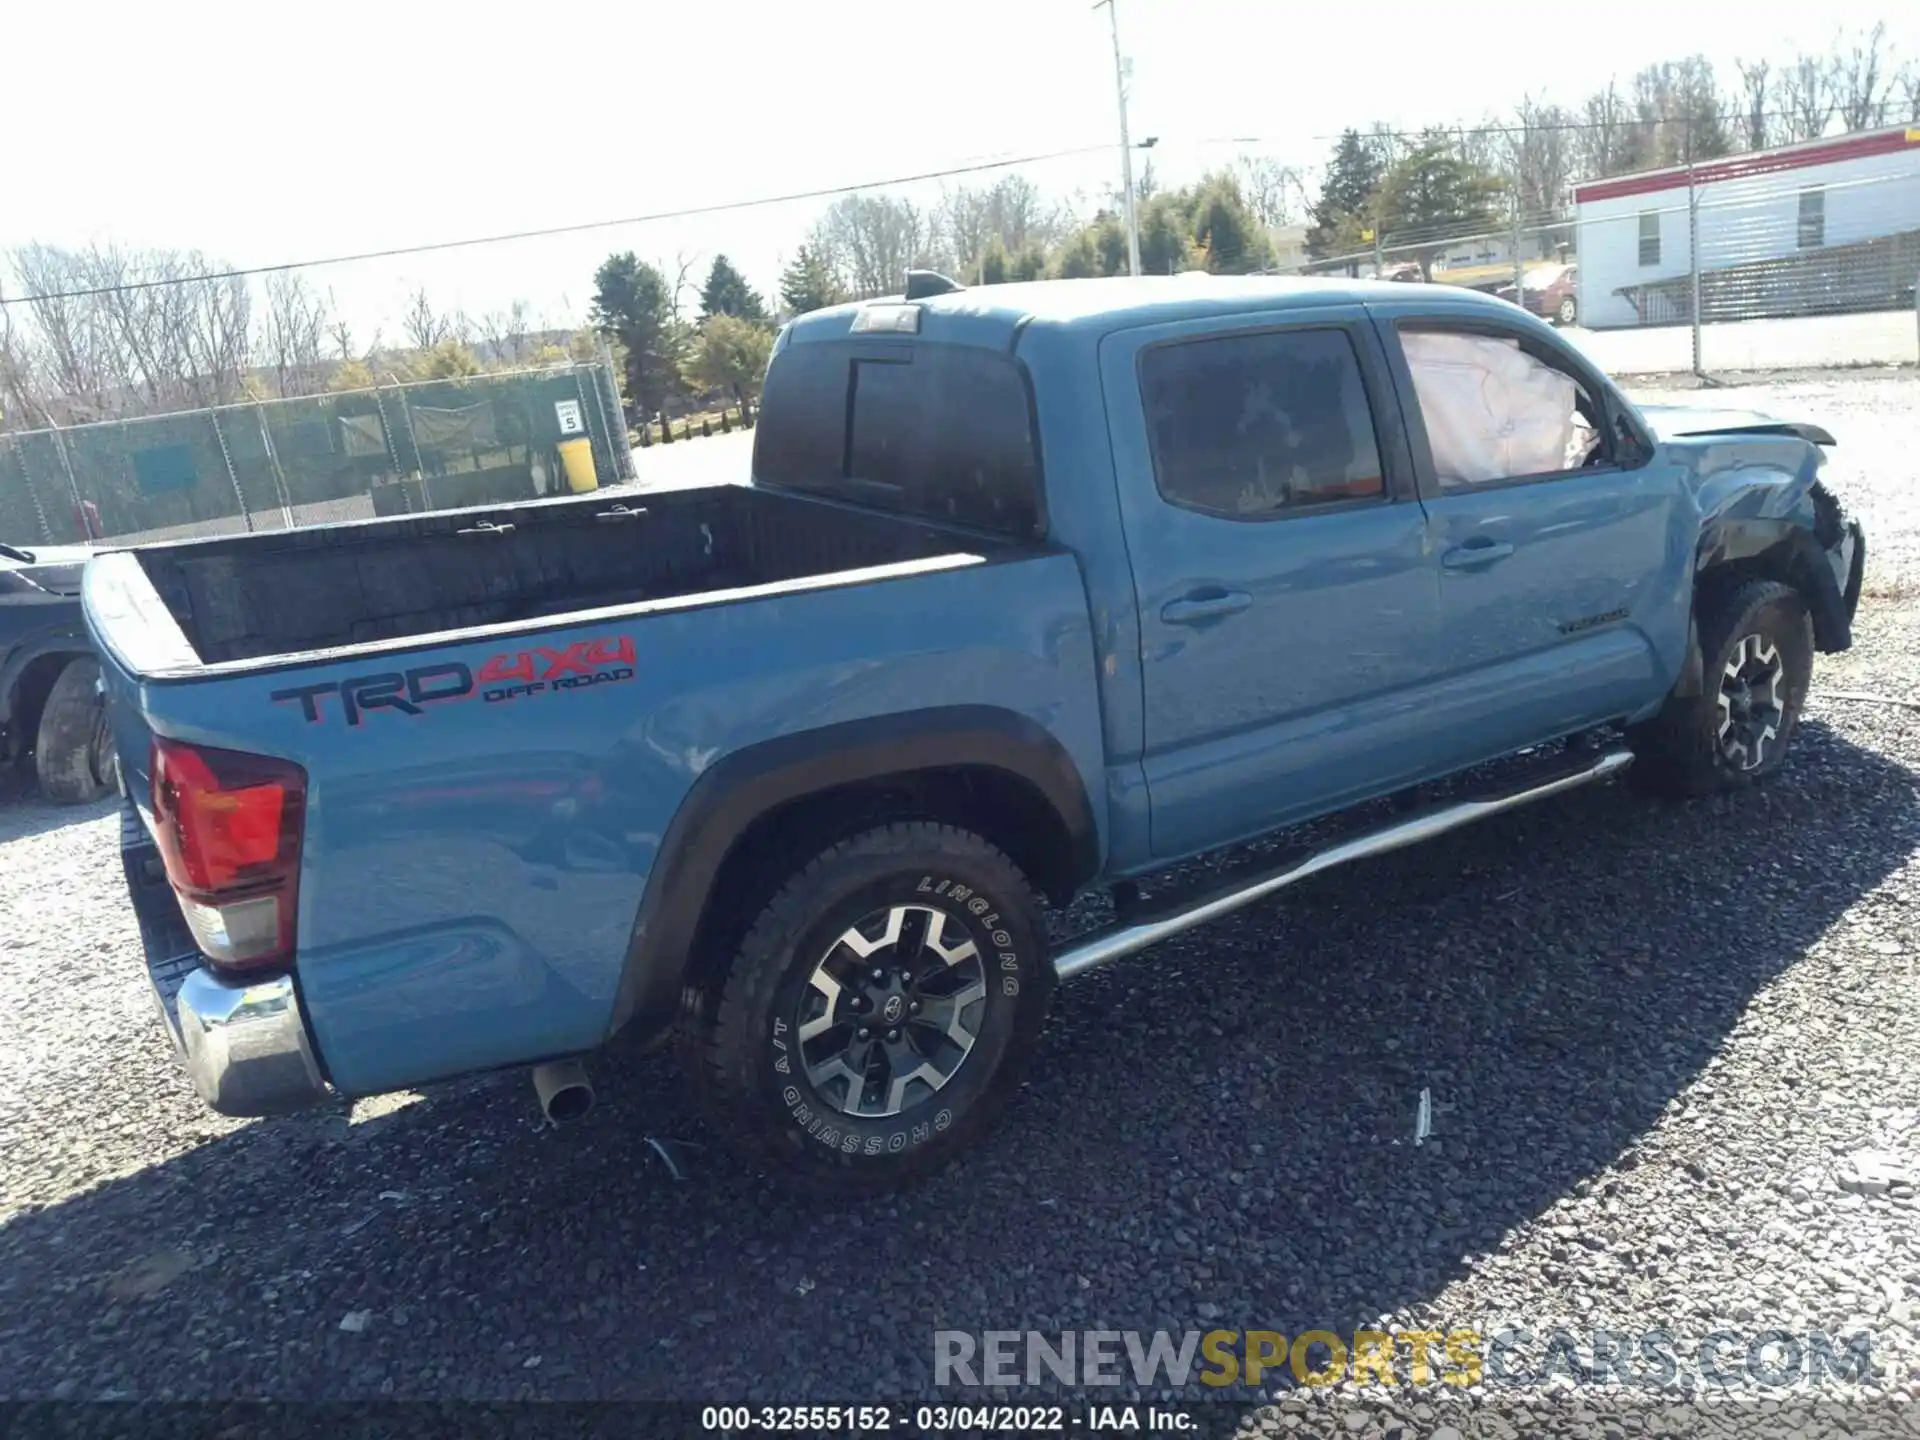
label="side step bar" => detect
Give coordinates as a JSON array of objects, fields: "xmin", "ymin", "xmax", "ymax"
[{"xmin": 1052, "ymin": 748, "xmax": 1634, "ymax": 982}]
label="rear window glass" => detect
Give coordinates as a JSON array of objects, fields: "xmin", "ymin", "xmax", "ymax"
[{"xmin": 754, "ymin": 339, "xmax": 1043, "ymax": 537}]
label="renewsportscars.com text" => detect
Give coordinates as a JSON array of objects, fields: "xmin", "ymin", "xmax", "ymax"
[{"xmin": 933, "ymin": 1326, "xmax": 1875, "ymax": 1391}]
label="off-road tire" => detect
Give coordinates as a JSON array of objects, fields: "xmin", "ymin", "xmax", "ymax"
[
  {"xmin": 692, "ymin": 822, "xmax": 1053, "ymax": 1195},
  {"xmin": 34, "ymin": 657, "xmax": 116, "ymax": 804},
  {"xmin": 1628, "ymin": 580, "xmax": 1813, "ymax": 797}
]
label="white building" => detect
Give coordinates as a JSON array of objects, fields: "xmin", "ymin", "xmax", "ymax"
[{"xmin": 1573, "ymin": 125, "xmax": 1920, "ymax": 329}]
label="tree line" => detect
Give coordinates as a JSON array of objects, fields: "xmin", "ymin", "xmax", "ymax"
[
  {"xmin": 0, "ymin": 246, "xmax": 603, "ymax": 433},
  {"xmin": 1308, "ymin": 23, "xmax": 1920, "ymax": 271},
  {"xmin": 7, "ymin": 24, "xmax": 1915, "ymax": 435}
]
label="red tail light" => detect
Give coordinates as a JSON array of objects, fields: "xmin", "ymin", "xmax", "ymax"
[{"xmin": 150, "ymin": 736, "xmax": 306, "ymax": 971}]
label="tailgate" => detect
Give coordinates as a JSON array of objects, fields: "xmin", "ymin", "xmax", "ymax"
[{"xmin": 82, "ymin": 552, "xmax": 176, "ymax": 821}]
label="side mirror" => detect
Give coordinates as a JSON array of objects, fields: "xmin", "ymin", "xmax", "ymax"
[{"xmin": 1612, "ymin": 406, "xmax": 1652, "ymax": 467}]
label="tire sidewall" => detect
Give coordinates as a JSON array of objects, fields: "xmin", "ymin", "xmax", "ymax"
[
  {"xmin": 1700, "ymin": 588, "xmax": 1812, "ymax": 788},
  {"xmin": 34, "ymin": 656, "xmax": 113, "ymax": 804},
  {"xmin": 742, "ymin": 838, "xmax": 1050, "ymax": 1180}
]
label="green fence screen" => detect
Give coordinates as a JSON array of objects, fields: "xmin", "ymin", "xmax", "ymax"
[{"xmin": 0, "ymin": 362, "xmax": 629, "ymax": 547}]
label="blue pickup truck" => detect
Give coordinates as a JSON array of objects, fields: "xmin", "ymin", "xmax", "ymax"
[{"xmin": 84, "ymin": 274, "xmax": 1865, "ymax": 1192}]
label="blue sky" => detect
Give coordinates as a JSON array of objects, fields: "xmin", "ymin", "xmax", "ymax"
[{"xmin": 3, "ymin": 0, "xmax": 1914, "ymax": 341}]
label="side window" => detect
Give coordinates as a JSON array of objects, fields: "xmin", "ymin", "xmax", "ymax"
[
  {"xmin": 1638, "ymin": 211, "xmax": 1661, "ymax": 266},
  {"xmin": 1400, "ymin": 328, "xmax": 1608, "ymax": 490},
  {"xmin": 1139, "ymin": 327, "xmax": 1386, "ymax": 520},
  {"xmin": 1797, "ymin": 187, "xmax": 1825, "ymax": 249}
]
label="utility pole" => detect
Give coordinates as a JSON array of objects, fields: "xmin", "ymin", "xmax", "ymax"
[{"xmin": 1094, "ymin": 0, "xmax": 1142, "ymax": 277}]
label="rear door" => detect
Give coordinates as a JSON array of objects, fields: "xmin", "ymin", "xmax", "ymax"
[
  {"xmin": 1370, "ymin": 305, "xmax": 1692, "ymax": 766},
  {"xmin": 1099, "ymin": 305, "xmax": 1444, "ymax": 861}
]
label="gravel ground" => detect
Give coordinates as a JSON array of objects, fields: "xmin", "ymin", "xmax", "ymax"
[{"xmin": 2, "ymin": 374, "xmax": 1917, "ymax": 1436}]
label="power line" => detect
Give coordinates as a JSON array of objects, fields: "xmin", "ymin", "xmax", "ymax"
[{"xmin": 0, "ymin": 141, "xmax": 1124, "ymax": 308}]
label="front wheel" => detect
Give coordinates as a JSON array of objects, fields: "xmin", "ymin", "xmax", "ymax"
[
  {"xmin": 1555, "ymin": 295, "xmax": 1578, "ymax": 326},
  {"xmin": 693, "ymin": 822, "xmax": 1053, "ymax": 1194},
  {"xmin": 1628, "ymin": 579, "xmax": 1813, "ymax": 797}
]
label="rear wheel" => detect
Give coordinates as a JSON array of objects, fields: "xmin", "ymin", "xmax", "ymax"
[
  {"xmin": 1556, "ymin": 294, "xmax": 1578, "ymax": 326},
  {"xmin": 34, "ymin": 657, "xmax": 116, "ymax": 804},
  {"xmin": 692, "ymin": 822, "xmax": 1053, "ymax": 1194},
  {"xmin": 1628, "ymin": 580, "xmax": 1812, "ymax": 797}
]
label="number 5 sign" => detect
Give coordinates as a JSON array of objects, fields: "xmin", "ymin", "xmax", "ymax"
[{"xmin": 555, "ymin": 399, "xmax": 584, "ymax": 436}]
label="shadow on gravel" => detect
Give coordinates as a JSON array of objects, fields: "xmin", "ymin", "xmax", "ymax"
[
  {"xmin": 0, "ymin": 774, "xmax": 117, "ymax": 843},
  {"xmin": 2, "ymin": 722, "xmax": 1916, "ymax": 1405}
]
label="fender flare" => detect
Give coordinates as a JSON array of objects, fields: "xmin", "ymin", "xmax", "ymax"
[
  {"xmin": 1693, "ymin": 515, "xmax": 1852, "ymax": 655},
  {"xmin": 0, "ymin": 626, "xmax": 92, "ymax": 730},
  {"xmin": 606, "ymin": 705, "xmax": 1101, "ymax": 1042}
]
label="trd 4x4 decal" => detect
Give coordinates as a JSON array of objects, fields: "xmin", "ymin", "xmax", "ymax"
[{"xmin": 272, "ymin": 635, "xmax": 636, "ymax": 727}]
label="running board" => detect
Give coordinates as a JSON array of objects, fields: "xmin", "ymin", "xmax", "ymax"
[{"xmin": 1052, "ymin": 748, "xmax": 1634, "ymax": 982}]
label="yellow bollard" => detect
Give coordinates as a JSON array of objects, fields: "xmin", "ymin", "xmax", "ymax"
[{"xmin": 557, "ymin": 437, "xmax": 599, "ymax": 493}]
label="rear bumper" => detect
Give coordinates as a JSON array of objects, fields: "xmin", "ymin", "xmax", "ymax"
[{"xmin": 121, "ymin": 801, "xmax": 330, "ymax": 1117}]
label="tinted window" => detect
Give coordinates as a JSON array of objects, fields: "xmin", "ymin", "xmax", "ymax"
[
  {"xmin": 1140, "ymin": 327, "xmax": 1385, "ymax": 519},
  {"xmin": 753, "ymin": 340, "xmax": 1042, "ymax": 537}
]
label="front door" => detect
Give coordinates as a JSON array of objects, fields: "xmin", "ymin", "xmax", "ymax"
[
  {"xmin": 1100, "ymin": 307, "xmax": 1444, "ymax": 862},
  {"xmin": 1373, "ymin": 313, "xmax": 1690, "ymax": 771}
]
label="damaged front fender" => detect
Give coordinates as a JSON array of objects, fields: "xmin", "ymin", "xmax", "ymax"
[{"xmin": 1679, "ymin": 425, "xmax": 1863, "ymax": 654}]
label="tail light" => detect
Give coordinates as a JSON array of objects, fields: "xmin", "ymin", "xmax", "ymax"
[{"xmin": 150, "ymin": 736, "xmax": 306, "ymax": 971}]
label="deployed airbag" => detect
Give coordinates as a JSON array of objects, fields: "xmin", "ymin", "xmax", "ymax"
[{"xmin": 1402, "ymin": 332, "xmax": 1590, "ymax": 487}]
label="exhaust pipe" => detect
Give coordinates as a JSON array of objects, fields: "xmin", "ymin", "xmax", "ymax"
[{"xmin": 531, "ymin": 1059, "xmax": 595, "ymax": 1124}]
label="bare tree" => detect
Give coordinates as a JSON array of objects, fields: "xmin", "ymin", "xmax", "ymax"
[
  {"xmin": 809, "ymin": 194, "xmax": 933, "ymax": 298},
  {"xmin": 1778, "ymin": 52, "xmax": 1836, "ymax": 142},
  {"xmin": 478, "ymin": 299, "xmax": 533, "ymax": 367},
  {"xmin": 665, "ymin": 251, "xmax": 701, "ymax": 327},
  {"xmin": 261, "ymin": 271, "xmax": 329, "ymax": 398},
  {"xmin": 1629, "ymin": 57, "xmax": 1731, "ymax": 169},
  {"xmin": 1456, "ymin": 117, "xmax": 1509, "ymax": 178},
  {"xmin": 1236, "ymin": 156, "xmax": 1305, "ymax": 228},
  {"xmin": 1898, "ymin": 62, "xmax": 1920, "ymax": 124},
  {"xmin": 1505, "ymin": 96, "xmax": 1577, "ymax": 219},
  {"xmin": 401, "ymin": 287, "xmax": 448, "ymax": 351},
  {"xmin": 0, "ymin": 279, "xmax": 48, "ymax": 430},
  {"xmin": 8, "ymin": 244, "xmax": 114, "ymax": 420},
  {"xmin": 1576, "ymin": 81, "xmax": 1637, "ymax": 180},
  {"xmin": 1834, "ymin": 22, "xmax": 1892, "ymax": 130},
  {"xmin": 935, "ymin": 176, "xmax": 1068, "ymax": 277},
  {"xmin": 936, "ymin": 187, "xmax": 993, "ymax": 279},
  {"xmin": 1733, "ymin": 59, "xmax": 1775, "ymax": 150},
  {"xmin": 327, "ymin": 317, "xmax": 356, "ymax": 362},
  {"xmin": 1366, "ymin": 122, "xmax": 1410, "ymax": 171},
  {"xmin": 2, "ymin": 243, "xmax": 256, "ymax": 418}
]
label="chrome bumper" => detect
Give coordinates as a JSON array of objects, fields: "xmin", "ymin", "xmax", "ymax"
[
  {"xmin": 175, "ymin": 968, "xmax": 329, "ymax": 1117},
  {"xmin": 122, "ymin": 799, "xmax": 329, "ymax": 1117}
]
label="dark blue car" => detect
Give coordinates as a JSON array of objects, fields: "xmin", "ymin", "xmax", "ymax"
[{"xmin": 1, "ymin": 539, "xmax": 115, "ymax": 802}]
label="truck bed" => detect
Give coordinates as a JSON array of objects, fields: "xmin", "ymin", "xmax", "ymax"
[{"xmin": 129, "ymin": 483, "xmax": 1010, "ymax": 666}]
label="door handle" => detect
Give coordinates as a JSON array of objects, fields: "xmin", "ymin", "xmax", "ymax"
[
  {"xmin": 1441, "ymin": 539, "xmax": 1515, "ymax": 570},
  {"xmin": 1161, "ymin": 588, "xmax": 1253, "ymax": 624}
]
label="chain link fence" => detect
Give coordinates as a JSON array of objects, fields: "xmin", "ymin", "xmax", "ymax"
[
  {"xmin": 0, "ymin": 361, "xmax": 632, "ymax": 549},
  {"xmin": 1288, "ymin": 145, "xmax": 1920, "ymax": 374}
]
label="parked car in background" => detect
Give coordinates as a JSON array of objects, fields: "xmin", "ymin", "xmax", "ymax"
[
  {"xmin": 1, "ymin": 541, "xmax": 116, "ymax": 802},
  {"xmin": 1498, "ymin": 262, "xmax": 1580, "ymax": 326}
]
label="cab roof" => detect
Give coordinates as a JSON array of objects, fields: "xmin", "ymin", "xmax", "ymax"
[{"xmin": 784, "ymin": 274, "xmax": 1523, "ymax": 351}]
